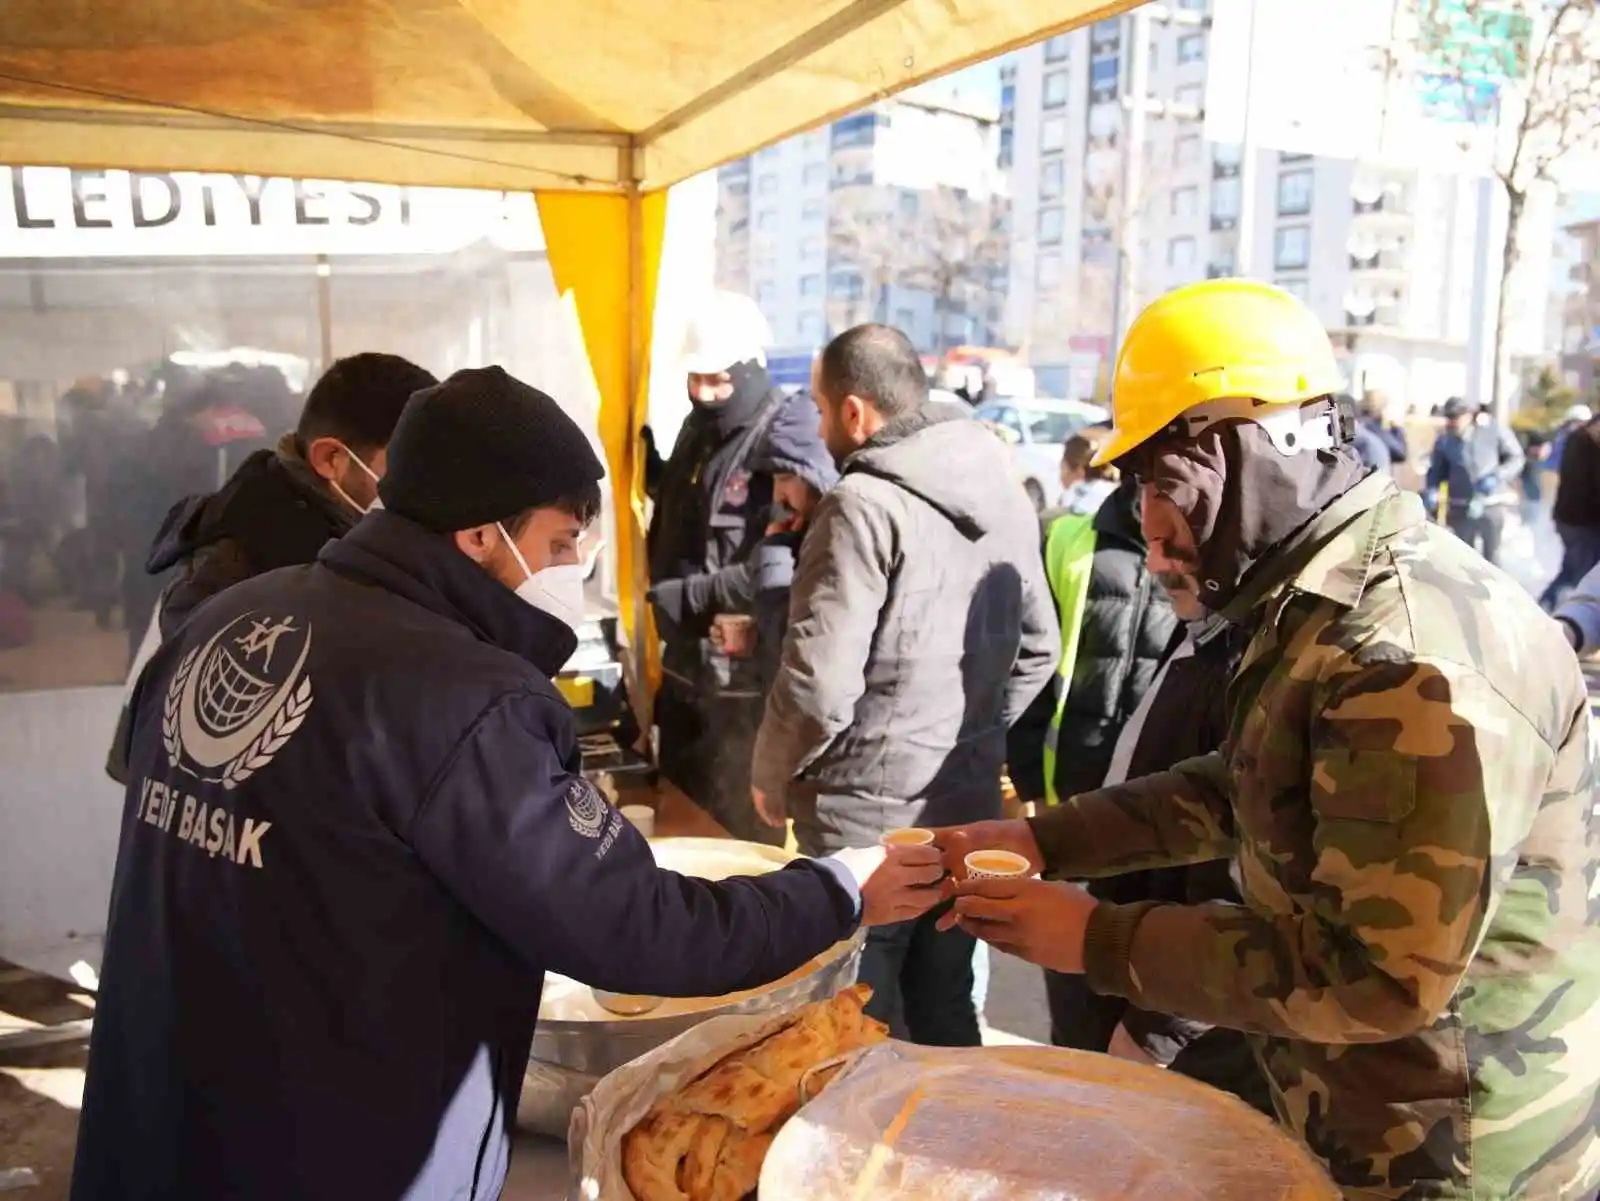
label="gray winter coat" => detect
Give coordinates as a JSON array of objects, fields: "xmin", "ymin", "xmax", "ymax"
[{"xmin": 751, "ymin": 404, "xmax": 1060, "ymax": 854}]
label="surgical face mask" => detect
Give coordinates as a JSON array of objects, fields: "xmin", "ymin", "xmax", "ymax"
[
  {"xmin": 329, "ymin": 444, "xmax": 383, "ymax": 515},
  {"xmin": 495, "ymin": 522, "xmax": 586, "ymax": 630}
]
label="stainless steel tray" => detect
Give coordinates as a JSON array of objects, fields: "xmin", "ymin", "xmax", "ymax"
[
  {"xmin": 530, "ymin": 929, "xmax": 863, "ymax": 1076},
  {"xmin": 520, "ymin": 837, "xmax": 864, "ymax": 1135}
]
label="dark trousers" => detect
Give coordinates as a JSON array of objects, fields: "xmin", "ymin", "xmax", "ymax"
[
  {"xmin": 655, "ymin": 683, "xmax": 782, "ymax": 846},
  {"xmin": 1044, "ymin": 969, "xmax": 1275, "ymax": 1116},
  {"xmin": 857, "ymin": 911, "xmax": 981, "ymax": 1047},
  {"xmin": 1541, "ymin": 523, "xmax": 1600, "ymax": 610},
  {"xmin": 1447, "ymin": 506, "xmax": 1506, "ymax": 565},
  {"xmin": 1044, "ymin": 969, "xmax": 1122, "ymax": 1052}
]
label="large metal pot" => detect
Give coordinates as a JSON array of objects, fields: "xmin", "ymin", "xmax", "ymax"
[{"xmin": 520, "ymin": 838, "xmax": 864, "ymax": 1135}]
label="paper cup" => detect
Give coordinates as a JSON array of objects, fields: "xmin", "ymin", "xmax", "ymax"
[
  {"xmin": 620, "ymin": 805, "xmax": 656, "ymax": 838},
  {"xmin": 963, "ymin": 850, "xmax": 1032, "ymax": 880},
  {"xmin": 879, "ymin": 827, "xmax": 935, "ymax": 848}
]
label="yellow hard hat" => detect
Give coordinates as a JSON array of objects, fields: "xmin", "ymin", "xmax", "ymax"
[{"xmin": 1093, "ymin": 279, "xmax": 1344, "ymax": 466}]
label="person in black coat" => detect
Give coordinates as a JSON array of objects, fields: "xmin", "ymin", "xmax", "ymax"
[
  {"xmin": 1078, "ymin": 617, "xmax": 1274, "ymax": 1115},
  {"xmin": 104, "ymin": 353, "xmax": 438, "ymax": 784},
  {"xmin": 1007, "ymin": 465, "xmax": 1176, "ymax": 810},
  {"xmin": 663, "ymin": 392, "xmax": 840, "ymax": 695},
  {"xmin": 74, "ymin": 366, "xmax": 943, "ymax": 1201},
  {"xmin": 645, "ymin": 293, "xmax": 792, "ymax": 842}
]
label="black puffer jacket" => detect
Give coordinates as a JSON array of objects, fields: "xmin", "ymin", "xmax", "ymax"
[{"xmin": 1008, "ymin": 478, "xmax": 1177, "ymax": 804}]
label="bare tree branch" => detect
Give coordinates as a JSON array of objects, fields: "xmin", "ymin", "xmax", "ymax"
[{"xmin": 1408, "ymin": 0, "xmax": 1600, "ymax": 413}]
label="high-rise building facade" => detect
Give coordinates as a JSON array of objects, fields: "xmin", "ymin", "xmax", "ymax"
[
  {"xmin": 1004, "ymin": 4, "xmax": 1560, "ymax": 411},
  {"xmin": 714, "ymin": 84, "xmax": 1009, "ymax": 361}
]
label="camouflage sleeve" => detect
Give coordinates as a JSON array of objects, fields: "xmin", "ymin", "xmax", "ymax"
[
  {"xmin": 1082, "ymin": 658, "xmax": 1543, "ymax": 1043},
  {"xmin": 1026, "ymin": 751, "xmax": 1237, "ymax": 877}
]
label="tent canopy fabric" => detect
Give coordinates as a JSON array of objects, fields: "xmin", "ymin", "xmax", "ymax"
[{"xmin": 0, "ymin": 0, "xmax": 1133, "ymax": 193}]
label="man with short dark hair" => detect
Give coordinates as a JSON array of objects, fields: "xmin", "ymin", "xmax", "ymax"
[
  {"xmin": 1424, "ymin": 395, "xmax": 1523, "ymax": 564},
  {"xmin": 105, "ymin": 353, "xmax": 438, "ymax": 783},
  {"xmin": 74, "ymin": 365, "xmax": 942, "ymax": 1201},
  {"xmin": 752, "ymin": 324, "xmax": 1059, "ymax": 1044}
]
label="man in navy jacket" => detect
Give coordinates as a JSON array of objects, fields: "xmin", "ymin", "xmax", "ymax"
[{"xmin": 72, "ymin": 366, "xmax": 941, "ymax": 1201}]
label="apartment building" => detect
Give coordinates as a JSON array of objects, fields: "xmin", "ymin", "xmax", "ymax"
[
  {"xmin": 1004, "ymin": 4, "xmax": 1559, "ymax": 410},
  {"xmin": 713, "ymin": 82, "xmax": 1009, "ymax": 360},
  {"xmin": 1561, "ymin": 217, "xmax": 1600, "ymax": 396}
]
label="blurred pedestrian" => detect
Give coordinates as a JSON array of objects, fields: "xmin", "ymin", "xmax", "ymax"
[
  {"xmin": 1424, "ymin": 396, "xmax": 1524, "ymax": 564},
  {"xmin": 1542, "ymin": 406, "xmax": 1600, "ymax": 610}
]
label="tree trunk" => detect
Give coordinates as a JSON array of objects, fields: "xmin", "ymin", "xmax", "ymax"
[{"xmin": 1491, "ymin": 183, "xmax": 1524, "ymax": 420}]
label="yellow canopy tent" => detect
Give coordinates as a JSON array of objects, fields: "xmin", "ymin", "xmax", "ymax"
[{"xmin": 0, "ymin": 0, "xmax": 1134, "ymax": 696}]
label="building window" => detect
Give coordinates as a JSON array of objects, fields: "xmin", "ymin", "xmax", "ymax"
[
  {"xmin": 723, "ymin": 178, "xmax": 750, "ymax": 198},
  {"xmin": 1210, "ymin": 175, "xmax": 1241, "ymax": 220},
  {"xmin": 756, "ymin": 281, "xmax": 777, "ymax": 307},
  {"xmin": 800, "ymin": 313, "xmax": 827, "ymax": 343},
  {"xmin": 1178, "ymin": 33, "xmax": 1206, "ymax": 63},
  {"xmin": 802, "ymin": 162, "xmax": 827, "ymax": 187},
  {"xmin": 1044, "ymin": 71, "xmax": 1070, "ymax": 108},
  {"xmin": 1278, "ymin": 169, "xmax": 1314, "ymax": 216},
  {"xmin": 1176, "ymin": 135, "xmax": 1202, "ymax": 166},
  {"xmin": 1171, "ymin": 185, "xmax": 1199, "ymax": 218},
  {"xmin": 800, "ymin": 274, "xmax": 823, "ymax": 298},
  {"xmin": 895, "ymin": 307, "xmax": 917, "ymax": 331},
  {"xmin": 1275, "ymin": 226, "xmax": 1311, "ymax": 271},
  {"xmin": 1178, "ymin": 0, "xmax": 1208, "ymax": 8},
  {"xmin": 832, "ymin": 112, "xmax": 881, "ymax": 148},
  {"xmin": 1082, "ymin": 226, "xmax": 1113, "ymax": 266},
  {"xmin": 801, "ymin": 236, "xmax": 824, "ymax": 260},
  {"xmin": 1275, "ymin": 277, "xmax": 1311, "ymax": 302},
  {"xmin": 1037, "ymin": 251, "xmax": 1063, "ymax": 290},
  {"xmin": 1169, "ymin": 236, "xmax": 1197, "ymax": 268},
  {"xmin": 829, "ymin": 270, "xmax": 864, "ymax": 300},
  {"xmin": 757, "ymin": 173, "xmax": 780, "ymax": 195},
  {"xmin": 1038, "ymin": 206, "xmax": 1065, "ymax": 244},
  {"xmin": 1041, "ymin": 158, "xmax": 1066, "ymax": 200},
  {"xmin": 757, "ymin": 209, "xmax": 779, "ymax": 231},
  {"xmin": 1090, "ymin": 62, "xmax": 1120, "ymax": 103},
  {"xmin": 802, "ymin": 199, "xmax": 825, "ymax": 222},
  {"xmin": 899, "ymin": 189, "xmax": 919, "ymax": 218},
  {"xmin": 1045, "ymin": 33, "xmax": 1072, "ymax": 61},
  {"xmin": 1041, "ymin": 115, "xmax": 1067, "ymax": 153}
]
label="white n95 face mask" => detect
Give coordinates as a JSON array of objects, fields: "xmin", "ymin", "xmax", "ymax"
[
  {"xmin": 330, "ymin": 443, "xmax": 384, "ymax": 515},
  {"xmin": 496, "ymin": 522, "xmax": 587, "ymax": 630}
]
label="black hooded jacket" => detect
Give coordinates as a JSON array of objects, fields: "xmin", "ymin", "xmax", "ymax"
[
  {"xmin": 148, "ymin": 438, "xmax": 356, "ymax": 638},
  {"xmin": 645, "ymin": 368, "xmax": 793, "ymax": 694},
  {"xmin": 1007, "ymin": 479, "xmax": 1178, "ymax": 804},
  {"xmin": 646, "ymin": 363, "xmax": 783, "ymax": 630},
  {"xmin": 105, "ymin": 439, "xmax": 356, "ymax": 784},
  {"xmin": 652, "ymin": 392, "xmax": 841, "ymax": 694}
]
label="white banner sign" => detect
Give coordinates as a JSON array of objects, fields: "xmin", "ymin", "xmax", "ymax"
[{"xmin": 0, "ymin": 167, "xmax": 544, "ymax": 258}]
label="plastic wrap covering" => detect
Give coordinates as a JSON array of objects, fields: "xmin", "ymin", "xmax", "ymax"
[{"xmin": 758, "ymin": 1042, "xmax": 1339, "ymax": 1201}]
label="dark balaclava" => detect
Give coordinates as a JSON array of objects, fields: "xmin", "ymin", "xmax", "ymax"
[
  {"xmin": 693, "ymin": 359, "xmax": 774, "ymax": 435},
  {"xmin": 1137, "ymin": 398, "xmax": 1370, "ymax": 613}
]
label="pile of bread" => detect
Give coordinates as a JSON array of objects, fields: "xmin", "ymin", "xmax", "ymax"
[{"xmin": 622, "ymin": 984, "xmax": 887, "ymax": 1201}]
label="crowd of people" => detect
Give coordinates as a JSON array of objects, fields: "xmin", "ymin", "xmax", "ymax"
[{"xmin": 65, "ymin": 279, "xmax": 1599, "ymax": 1201}]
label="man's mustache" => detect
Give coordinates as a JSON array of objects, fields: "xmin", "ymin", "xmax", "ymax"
[{"xmin": 1154, "ymin": 571, "xmax": 1195, "ymax": 593}]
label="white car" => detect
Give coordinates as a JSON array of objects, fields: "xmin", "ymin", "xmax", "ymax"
[{"xmin": 975, "ymin": 397, "xmax": 1111, "ymax": 509}]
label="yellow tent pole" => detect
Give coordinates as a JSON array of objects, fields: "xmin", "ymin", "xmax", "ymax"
[{"xmin": 536, "ymin": 177, "xmax": 666, "ymax": 736}]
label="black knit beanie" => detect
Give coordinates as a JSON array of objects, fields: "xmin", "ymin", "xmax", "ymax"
[{"xmin": 378, "ymin": 366, "xmax": 605, "ymax": 531}]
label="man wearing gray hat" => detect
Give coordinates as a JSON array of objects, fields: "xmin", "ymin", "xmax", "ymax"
[{"xmin": 74, "ymin": 366, "xmax": 942, "ymax": 1201}]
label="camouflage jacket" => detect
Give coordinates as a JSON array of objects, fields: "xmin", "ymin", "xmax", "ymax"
[{"xmin": 1031, "ymin": 472, "xmax": 1600, "ymax": 1200}]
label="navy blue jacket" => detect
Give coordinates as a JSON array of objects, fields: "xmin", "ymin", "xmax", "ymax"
[{"xmin": 73, "ymin": 512, "xmax": 860, "ymax": 1201}]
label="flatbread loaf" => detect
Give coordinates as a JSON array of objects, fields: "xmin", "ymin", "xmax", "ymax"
[{"xmin": 622, "ymin": 984, "xmax": 887, "ymax": 1201}]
